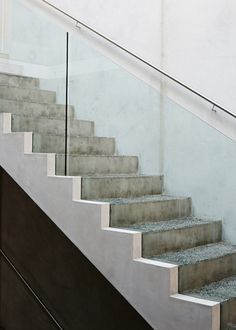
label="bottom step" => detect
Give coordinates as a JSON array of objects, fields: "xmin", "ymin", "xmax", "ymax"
[{"xmin": 185, "ymin": 276, "xmax": 236, "ymax": 330}]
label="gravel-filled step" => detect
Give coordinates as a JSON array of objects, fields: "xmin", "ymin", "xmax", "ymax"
[
  {"xmin": 123, "ymin": 217, "xmax": 222, "ymax": 257},
  {"xmin": 151, "ymin": 242, "xmax": 236, "ymax": 292},
  {"xmin": 185, "ymin": 276, "xmax": 236, "ymax": 330}
]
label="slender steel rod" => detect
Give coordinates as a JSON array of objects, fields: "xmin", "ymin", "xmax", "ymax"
[
  {"xmin": 40, "ymin": 0, "xmax": 236, "ymax": 120},
  {"xmin": 0, "ymin": 249, "xmax": 64, "ymax": 330},
  {"xmin": 65, "ymin": 32, "xmax": 69, "ymax": 176}
]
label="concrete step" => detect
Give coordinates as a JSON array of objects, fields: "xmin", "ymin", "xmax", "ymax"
[
  {"xmin": 152, "ymin": 242, "xmax": 236, "ymax": 292},
  {"xmin": 101, "ymin": 195, "xmax": 191, "ymax": 227},
  {"xmin": 123, "ymin": 217, "xmax": 222, "ymax": 257},
  {"xmin": 0, "ymin": 99, "xmax": 75, "ymax": 119},
  {"xmin": 185, "ymin": 276, "xmax": 236, "ymax": 330},
  {"xmin": 12, "ymin": 115, "xmax": 94, "ymax": 137},
  {"xmin": 0, "ymin": 73, "xmax": 39, "ymax": 89},
  {"xmin": 32, "ymin": 133, "xmax": 116, "ymax": 155},
  {"xmin": 0, "ymin": 86, "xmax": 56, "ymax": 104},
  {"xmin": 56, "ymin": 155, "xmax": 139, "ymax": 176},
  {"xmin": 81, "ymin": 175, "xmax": 163, "ymax": 200}
]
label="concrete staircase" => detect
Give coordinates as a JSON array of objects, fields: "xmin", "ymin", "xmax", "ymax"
[{"xmin": 0, "ymin": 72, "xmax": 235, "ymax": 329}]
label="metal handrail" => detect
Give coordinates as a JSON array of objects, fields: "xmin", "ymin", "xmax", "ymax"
[
  {"xmin": 0, "ymin": 249, "xmax": 64, "ymax": 330},
  {"xmin": 40, "ymin": 0, "xmax": 236, "ymax": 120}
]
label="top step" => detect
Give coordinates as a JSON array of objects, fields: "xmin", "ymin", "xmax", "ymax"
[{"xmin": 0, "ymin": 73, "xmax": 39, "ymax": 89}]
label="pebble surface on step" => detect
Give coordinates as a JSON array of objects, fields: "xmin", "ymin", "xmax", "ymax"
[
  {"xmin": 98, "ymin": 194, "xmax": 188, "ymax": 204},
  {"xmin": 184, "ymin": 276, "xmax": 236, "ymax": 303},
  {"xmin": 151, "ymin": 242, "xmax": 236, "ymax": 265},
  {"xmin": 122, "ymin": 217, "xmax": 219, "ymax": 233}
]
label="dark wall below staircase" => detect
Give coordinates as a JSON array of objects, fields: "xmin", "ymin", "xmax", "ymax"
[
  {"xmin": 0, "ymin": 256, "xmax": 58, "ymax": 330},
  {"xmin": 0, "ymin": 167, "xmax": 153, "ymax": 330}
]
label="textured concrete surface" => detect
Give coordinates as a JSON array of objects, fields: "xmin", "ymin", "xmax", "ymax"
[
  {"xmin": 185, "ymin": 276, "xmax": 236, "ymax": 330},
  {"xmin": 106, "ymin": 195, "xmax": 191, "ymax": 226},
  {"xmin": 0, "ymin": 86, "xmax": 56, "ymax": 103},
  {"xmin": 56, "ymin": 154, "xmax": 139, "ymax": 176},
  {"xmin": 185, "ymin": 276, "xmax": 236, "ymax": 303},
  {"xmin": 33, "ymin": 133, "xmax": 116, "ymax": 155},
  {"xmin": 12, "ymin": 115, "xmax": 94, "ymax": 136},
  {"xmin": 81, "ymin": 175, "xmax": 163, "ymax": 200},
  {"xmin": 0, "ymin": 72, "xmax": 39, "ymax": 89},
  {"xmin": 0, "ymin": 99, "xmax": 75, "ymax": 119},
  {"xmin": 124, "ymin": 218, "xmax": 222, "ymax": 256},
  {"xmin": 152, "ymin": 243, "xmax": 236, "ymax": 292}
]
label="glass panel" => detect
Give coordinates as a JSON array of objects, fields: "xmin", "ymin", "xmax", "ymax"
[
  {"xmin": 162, "ymin": 95, "xmax": 236, "ymax": 243},
  {"xmin": 2, "ymin": 0, "xmax": 235, "ymax": 244},
  {"xmin": 5, "ymin": 0, "xmax": 67, "ymax": 174},
  {"xmin": 68, "ymin": 34, "xmax": 161, "ymax": 176},
  {"xmin": 68, "ymin": 30, "xmax": 236, "ymax": 244}
]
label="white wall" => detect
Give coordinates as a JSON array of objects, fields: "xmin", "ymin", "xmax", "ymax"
[
  {"xmin": 0, "ymin": 0, "xmax": 11, "ymax": 56},
  {"xmin": 163, "ymin": 0, "xmax": 236, "ymax": 113},
  {"xmin": 48, "ymin": 0, "xmax": 163, "ymax": 67},
  {"xmin": 49, "ymin": 0, "xmax": 236, "ymax": 113}
]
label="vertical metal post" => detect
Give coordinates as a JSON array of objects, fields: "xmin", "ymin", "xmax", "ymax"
[{"xmin": 65, "ymin": 32, "xmax": 69, "ymax": 176}]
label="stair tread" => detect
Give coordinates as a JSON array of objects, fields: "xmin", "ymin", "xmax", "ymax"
[
  {"xmin": 0, "ymin": 72, "xmax": 37, "ymax": 80},
  {"xmin": 151, "ymin": 242, "xmax": 236, "ymax": 265},
  {"xmin": 0, "ymin": 85, "xmax": 51, "ymax": 92},
  {"xmin": 0, "ymin": 98, "xmax": 71, "ymax": 108},
  {"xmin": 97, "ymin": 194, "xmax": 189, "ymax": 204},
  {"xmin": 121, "ymin": 217, "xmax": 221, "ymax": 233},
  {"xmin": 81, "ymin": 174, "xmax": 162, "ymax": 179},
  {"xmin": 0, "ymin": 73, "xmax": 39, "ymax": 89},
  {"xmin": 57, "ymin": 154, "xmax": 137, "ymax": 158},
  {"xmin": 185, "ymin": 276, "xmax": 236, "ymax": 303},
  {"xmin": 33, "ymin": 132, "xmax": 114, "ymax": 140},
  {"xmin": 13, "ymin": 114, "xmax": 90, "ymax": 123}
]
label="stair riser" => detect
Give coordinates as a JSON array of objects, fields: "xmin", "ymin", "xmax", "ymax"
[
  {"xmin": 142, "ymin": 221, "xmax": 222, "ymax": 257},
  {"xmin": 56, "ymin": 156, "xmax": 139, "ymax": 176},
  {"xmin": 0, "ymin": 74, "xmax": 39, "ymax": 89},
  {"xmin": 12, "ymin": 116, "xmax": 94, "ymax": 137},
  {"xmin": 0, "ymin": 86, "xmax": 56, "ymax": 104},
  {"xmin": 110, "ymin": 198, "xmax": 191, "ymax": 227},
  {"xmin": 179, "ymin": 254, "xmax": 236, "ymax": 292},
  {"xmin": 0, "ymin": 99, "xmax": 75, "ymax": 119},
  {"xmin": 81, "ymin": 176, "xmax": 163, "ymax": 200},
  {"xmin": 221, "ymin": 300, "xmax": 236, "ymax": 330},
  {"xmin": 33, "ymin": 134, "xmax": 116, "ymax": 155}
]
